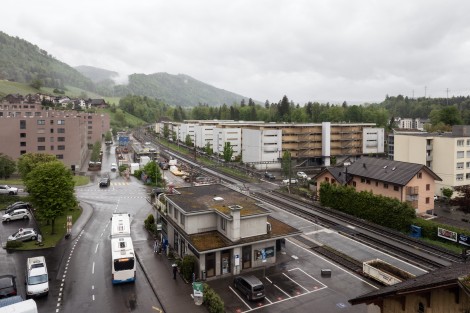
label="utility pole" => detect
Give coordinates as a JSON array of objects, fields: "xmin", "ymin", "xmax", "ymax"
[{"xmin": 446, "ymin": 88, "xmax": 449, "ymax": 105}]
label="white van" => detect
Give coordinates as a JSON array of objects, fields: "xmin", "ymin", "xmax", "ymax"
[{"xmin": 25, "ymin": 256, "xmax": 49, "ymax": 298}]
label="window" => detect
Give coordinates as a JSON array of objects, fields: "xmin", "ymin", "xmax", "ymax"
[
  {"xmin": 384, "ymin": 183, "xmax": 389, "ymax": 189},
  {"xmin": 375, "ymin": 181, "xmax": 378, "ymax": 187},
  {"xmin": 467, "ymin": 162, "xmax": 470, "ymax": 169},
  {"xmin": 393, "ymin": 185, "xmax": 399, "ymax": 191},
  {"xmin": 34, "ymin": 112, "xmax": 41, "ymax": 116},
  {"xmin": 88, "ymin": 126, "xmax": 92, "ymax": 129},
  {"xmin": 38, "ymin": 146, "xmax": 45, "ymax": 151},
  {"xmin": 167, "ymin": 204, "xmax": 172, "ymax": 215},
  {"xmin": 173, "ymin": 208, "xmax": 178, "ymax": 220},
  {"xmin": 467, "ymin": 151, "xmax": 470, "ymax": 158},
  {"xmin": 57, "ymin": 120, "xmax": 65, "ymax": 125},
  {"xmin": 352, "ymin": 181, "xmax": 356, "ymax": 187},
  {"xmin": 467, "ymin": 139, "xmax": 470, "ymax": 146},
  {"xmin": 58, "ymin": 145, "xmax": 65, "ymax": 150},
  {"xmin": 417, "ymin": 172, "xmax": 422, "ymax": 179},
  {"xmin": 361, "ymin": 178, "xmax": 365, "ymax": 183},
  {"xmin": 20, "ymin": 150, "xmax": 26, "ymax": 155},
  {"xmin": 37, "ymin": 137, "xmax": 45, "ymax": 142},
  {"xmin": 457, "ymin": 162, "xmax": 464, "ymax": 169},
  {"xmin": 466, "ymin": 173, "xmax": 470, "ymax": 180},
  {"xmin": 50, "ymin": 129, "xmax": 54, "ymax": 133},
  {"xmin": 50, "ymin": 146, "xmax": 54, "ymax": 150},
  {"xmin": 56, "ymin": 154, "xmax": 63, "ymax": 159},
  {"xmin": 325, "ymin": 177, "xmax": 329, "ymax": 182},
  {"xmin": 20, "ymin": 142, "xmax": 26, "ymax": 147},
  {"xmin": 37, "ymin": 120, "xmax": 45, "ymax": 125},
  {"xmin": 457, "ymin": 139, "xmax": 464, "ymax": 147},
  {"xmin": 366, "ymin": 179, "xmax": 371, "ymax": 185},
  {"xmin": 457, "ymin": 151, "xmax": 464, "ymax": 158},
  {"xmin": 20, "ymin": 120, "xmax": 26, "ymax": 129},
  {"xmin": 180, "ymin": 213, "xmax": 185, "ymax": 227},
  {"xmin": 58, "ymin": 128, "xmax": 65, "ymax": 133},
  {"xmin": 456, "ymin": 174, "xmax": 464, "ymax": 181},
  {"xmin": 50, "ymin": 120, "xmax": 54, "ymax": 125},
  {"xmin": 425, "ymin": 197, "xmax": 430, "ymax": 204},
  {"xmin": 58, "ymin": 137, "xmax": 65, "ymax": 142},
  {"xmin": 426, "ymin": 184, "xmax": 430, "ymax": 191},
  {"xmin": 20, "ymin": 133, "xmax": 26, "ymax": 138},
  {"xmin": 50, "ymin": 137, "xmax": 54, "ymax": 142},
  {"xmin": 221, "ymin": 217, "xmax": 226, "ymax": 231}
]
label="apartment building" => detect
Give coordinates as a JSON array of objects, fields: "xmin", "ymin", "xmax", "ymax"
[
  {"xmin": 154, "ymin": 184, "xmax": 300, "ymax": 279},
  {"xmin": 393, "ymin": 125, "xmax": 470, "ymax": 196},
  {"xmin": 314, "ymin": 157, "xmax": 441, "ymax": 214},
  {"xmin": 241, "ymin": 128, "xmax": 282, "ymax": 169},
  {"xmin": 213, "ymin": 126, "xmax": 242, "ymax": 157},
  {"xmin": 0, "ymin": 101, "xmax": 110, "ymax": 170}
]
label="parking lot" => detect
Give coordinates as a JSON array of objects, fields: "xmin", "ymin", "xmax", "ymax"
[{"xmin": 225, "ymin": 268, "xmax": 327, "ymax": 312}]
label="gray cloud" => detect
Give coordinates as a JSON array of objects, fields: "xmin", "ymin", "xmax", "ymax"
[{"xmin": 3, "ymin": 0, "xmax": 470, "ymax": 104}]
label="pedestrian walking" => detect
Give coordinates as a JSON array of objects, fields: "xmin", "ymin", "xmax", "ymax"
[
  {"xmin": 172, "ymin": 264, "xmax": 177, "ymax": 279},
  {"xmin": 154, "ymin": 240, "xmax": 158, "ymax": 253}
]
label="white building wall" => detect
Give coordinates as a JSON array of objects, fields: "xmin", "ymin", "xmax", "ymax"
[
  {"xmin": 322, "ymin": 122, "xmax": 331, "ymax": 166},
  {"xmin": 213, "ymin": 127, "xmax": 241, "ymax": 156},
  {"xmin": 362, "ymin": 128, "xmax": 385, "ymax": 154},
  {"xmin": 241, "ymin": 128, "xmax": 282, "ymax": 165},
  {"xmin": 194, "ymin": 124, "xmax": 214, "ymax": 148},
  {"xmin": 185, "ymin": 214, "xmax": 217, "ymax": 235},
  {"xmin": 240, "ymin": 216, "xmax": 268, "ymax": 238}
]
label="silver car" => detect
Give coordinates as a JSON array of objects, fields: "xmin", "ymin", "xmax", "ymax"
[
  {"xmin": 2, "ymin": 209, "xmax": 32, "ymax": 222},
  {"xmin": 0, "ymin": 185, "xmax": 18, "ymax": 195},
  {"xmin": 8, "ymin": 228, "xmax": 38, "ymax": 242}
]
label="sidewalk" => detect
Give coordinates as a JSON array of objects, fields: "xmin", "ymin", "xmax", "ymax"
[{"xmin": 134, "ymin": 238, "xmax": 207, "ymax": 313}]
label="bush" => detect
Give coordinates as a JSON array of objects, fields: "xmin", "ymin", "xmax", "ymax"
[
  {"xmin": 181, "ymin": 255, "xmax": 197, "ymax": 281},
  {"xmin": 203, "ymin": 283, "xmax": 224, "ymax": 313},
  {"xmin": 144, "ymin": 214, "xmax": 156, "ymax": 236},
  {"xmin": 6, "ymin": 240, "xmax": 23, "ymax": 249}
]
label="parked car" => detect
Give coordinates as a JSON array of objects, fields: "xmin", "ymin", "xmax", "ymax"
[
  {"xmin": 159, "ymin": 162, "xmax": 169, "ymax": 170},
  {"xmin": 99, "ymin": 176, "xmax": 111, "ymax": 188},
  {"xmin": 4, "ymin": 202, "xmax": 31, "ymax": 214},
  {"xmin": 110, "ymin": 163, "xmax": 118, "ymax": 171},
  {"xmin": 0, "ymin": 275, "xmax": 17, "ymax": 299},
  {"xmin": 26, "ymin": 256, "xmax": 49, "ymax": 298},
  {"xmin": 296, "ymin": 172, "xmax": 308, "ymax": 179},
  {"xmin": 0, "ymin": 185, "xmax": 18, "ymax": 195},
  {"xmin": 2, "ymin": 209, "xmax": 31, "ymax": 222},
  {"xmin": 233, "ymin": 275, "xmax": 265, "ymax": 301},
  {"xmin": 282, "ymin": 178, "xmax": 298, "ymax": 184},
  {"xmin": 264, "ymin": 172, "xmax": 275, "ymax": 180},
  {"xmin": 8, "ymin": 228, "xmax": 38, "ymax": 242}
]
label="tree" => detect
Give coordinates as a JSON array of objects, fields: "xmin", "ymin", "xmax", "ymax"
[
  {"xmin": 451, "ymin": 186, "xmax": 470, "ymax": 213},
  {"xmin": 104, "ymin": 131, "xmax": 113, "ymax": 142},
  {"xmin": 30, "ymin": 78, "xmax": 43, "ymax": 90},
  {"xmin": 185, "ymin": 134, "xmax": 193, "ymax": 146},
  {"xmin": 281, "ymin": 151, "xmax": 291, "ymax": 178},
  {"xmin": 17, "ymin": 153, "xmax": 57, "ymax": 179},
  {"xmin": 90, "ymin": 141, "xmax": 102, "ymax": 162},
  {"xmin": 222, "ymin": 142, "xmax": 233, "ymax": 163},
  {"xmin": 0, "ymin": 154, "xmax": 16, "ymax": 179},
  {"xmin": 163, "ymin": 124, "xmax": 170, "ymax": 139},
  {"xmin": 143, "ymin": 161, "xmax": 162, "ymax": 186},
  {"xmin": 24, "ymin": 161, "xmax": 77, "ymax": 235},
  {"xmin": 204, "ymin": 141, "xmax": 213, "ymax": 156},
  {"xmin": 442, "ymin": 187, "xmax": 454, "ymax": 200}
]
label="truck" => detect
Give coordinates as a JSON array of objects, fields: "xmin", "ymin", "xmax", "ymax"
[
  {"xmin": 362, "ymin": 259, "xmax": 415, "ymax": 286},
  {"xmin": 0, "ymin": 296, "xmax": 38, "ymax": 313}
]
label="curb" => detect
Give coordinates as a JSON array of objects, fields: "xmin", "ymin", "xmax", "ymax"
[{"xmin": 135, "ymin": 251, "xmax": 167, "ymax": 313}]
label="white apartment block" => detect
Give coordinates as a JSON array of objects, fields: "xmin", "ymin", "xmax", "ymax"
[
  {"xmin": 393, "ymin": 125, "xmax": 470, "ymax": 196},
  {"xmin": 178, "ymin": 123, "xmax": 196, "ymax": 143},
  {"xmin": 363, "ymin": 128, "xmax": 385, "ymax": 154},
  {"xmin": 241, "ymin": 128, "xmax": 282, "ymax": 169},
  {"xmin": 213, "ymin": 127, "xmax": 241, "ymax": 157},
  {"xmin": 194, "ymin": 124, "xmax": 214, "ymax": 149}
]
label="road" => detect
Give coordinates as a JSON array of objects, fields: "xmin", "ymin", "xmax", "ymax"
[{"xmin": 0, "ymin": 142, "xmax": 163, "ymax": 312}]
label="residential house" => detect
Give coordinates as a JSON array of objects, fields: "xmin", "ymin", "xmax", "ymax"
[
  {"xmin": 154, "ymin": 184, "xmax": 301, "ymax": 279},
  {"xmin": 313, "ymin": 157, "xmax": 442, "ymax": 214}
]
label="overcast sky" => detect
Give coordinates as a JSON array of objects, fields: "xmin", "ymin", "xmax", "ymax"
[{"xmin": 3, "ymin": 0, "xmax": 470, "ymax": 105}]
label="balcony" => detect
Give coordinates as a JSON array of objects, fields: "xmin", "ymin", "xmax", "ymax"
[
  {"xmin": 406, "ymin": 186, "xmax": 419, "ymax": 196},
  {"xmin": 426, "ymin": 155, "xmax": 433, "ymax": 161}
]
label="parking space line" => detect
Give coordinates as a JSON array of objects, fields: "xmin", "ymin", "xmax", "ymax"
[
  {"xmin": 274, "ymin": 284, "xmax": 291, "ymax": 298},
  {"xmin": 264, "ymin": 277, "xmax": 272, "ymax": 284},
  {"xmin": 228, "ymin": 285, "xmax": 252, "ymax": 310},
  {"xmin": 288, "ymin": 267, "xmax": 327, "ymax": 288},
  {"xmin": 282, "ymin": 273, "xmax": 309, "ymax": 292}
]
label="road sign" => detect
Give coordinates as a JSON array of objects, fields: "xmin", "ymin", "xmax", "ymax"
[{"xmin": 193, "ymin": 282, "xmax": 203, "ymax": 305}]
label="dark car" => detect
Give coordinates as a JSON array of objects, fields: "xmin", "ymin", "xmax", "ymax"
[
  {"xmin": 5, "ymin": 202, "xmax": 31, "ymax": 214},
  {"xmin": 0, "ymin": 275, "xmax": 17, "ymax": 299},
  {"xmin": 99, "ymin": 177, "xmax": 110, "ymax": 188},
  {"xmin": 234, "ymin": 275, "xmax": 265, "ymax": 301},
  {"xmin": 264, "ymin": 172, "xmax": 275, "ymax": 180},
  {"xmin": 158, "ymin": 162, "xmax": 169, "ymax": 170}
]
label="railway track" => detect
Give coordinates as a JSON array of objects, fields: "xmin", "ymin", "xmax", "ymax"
[{"xmin": 253, "ymin": 191, "xmax": 463, "ymax": 271}]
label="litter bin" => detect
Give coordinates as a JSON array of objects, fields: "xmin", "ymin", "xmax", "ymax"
[{"xmin": 202, "ymin": 270, "xmax": 206, "ymax": 281}]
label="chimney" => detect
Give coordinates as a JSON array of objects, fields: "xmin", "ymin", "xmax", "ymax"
[{"xmin": 229, "ymin": 205, "xmax": 242, "ymax": 241}]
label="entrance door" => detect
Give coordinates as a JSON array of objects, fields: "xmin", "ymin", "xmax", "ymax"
[
  {"xmin": 206, "ymin": 253, "xmax": 215, "ymax": 277},
  {"xmin": 242, "ymin": 245, "xmax": 251, "ymax": 269},
  {"xmin": 221, "ymin": 250, "xmax": 231, "ymax": 274}
]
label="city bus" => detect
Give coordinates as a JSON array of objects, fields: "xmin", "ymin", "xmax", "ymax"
[{"xmin": 111, "ymin": 213, "xmax": 136, "ymax": 284}]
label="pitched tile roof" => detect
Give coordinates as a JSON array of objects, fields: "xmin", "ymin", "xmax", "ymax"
[
  {"xmin": 346, "ymin": 156, "xmax": 441, "ymax": 186},
  {"xmin": 349, "ymin": 262, "xmax": 470, "ymax": 305}
]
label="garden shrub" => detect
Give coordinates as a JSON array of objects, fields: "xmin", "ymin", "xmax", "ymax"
[{"xmin": 203, "ymin": 283, "xmax": 224, "ymax": 313}]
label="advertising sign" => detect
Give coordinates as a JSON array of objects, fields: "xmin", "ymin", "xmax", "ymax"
[
  {"xmin": 193, "ymin": 282, "xmax": 203, "ymax": 305},
  {"xmin": 438, "ymin": 227, "xmax": 458, "ymax": 242},
  {"xmin": 458, "ymin": 233, "xmax": 470, "ymax": 246}
]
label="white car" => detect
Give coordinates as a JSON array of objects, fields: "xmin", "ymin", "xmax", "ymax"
[
  {"xmin": 297, "ymin": 172, "xmax": 308, "ymax": 179},
  {"xmin": 0, "ymin": 185, "xmax": 18, "ymax": 195},
  {"xmin": 2, "ymin": 209, "xmax": 31, "ymax": 222},
  {"xmin": 111, "ymin": 163, "xmax": 118, "ymax": 171},
  {"xmin": 8, "ymin": 228, "xmax": 38, "ymax": 242},
  {"xmin": 282, "ymin": 178, "xmax": 298, "ymax": 185}
]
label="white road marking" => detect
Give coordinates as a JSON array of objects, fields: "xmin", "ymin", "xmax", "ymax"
[
  {"xmin": 282, "ymin": 272, "xmax": 309, "ymax": 292},
  {"xmin": 95, "ymin": 243, "xmax": 99, "ymax": 253},
  {"xmin": 92, "ymin": 262, "xmax": 95, "ymax": 274}
]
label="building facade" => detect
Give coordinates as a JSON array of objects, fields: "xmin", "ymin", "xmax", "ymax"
[
  {"xmin": 393, "ymin": 125, "xmax": 470, "ymax": 197},
  {"xmin": 154, "ymin": 184, "xmax": 300, "ymax": 279},
  {"xmin": 0, "ymin": 101, "xmax": 110, "ymax": 170},
  {"xmin": 314, "ymin": 157, "xmax": 442, "ymax": 214}
]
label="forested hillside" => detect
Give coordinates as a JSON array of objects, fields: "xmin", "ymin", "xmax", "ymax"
[{"xmin": 0, "ymin": 31, "xmax": 95, "ymax": 91}]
